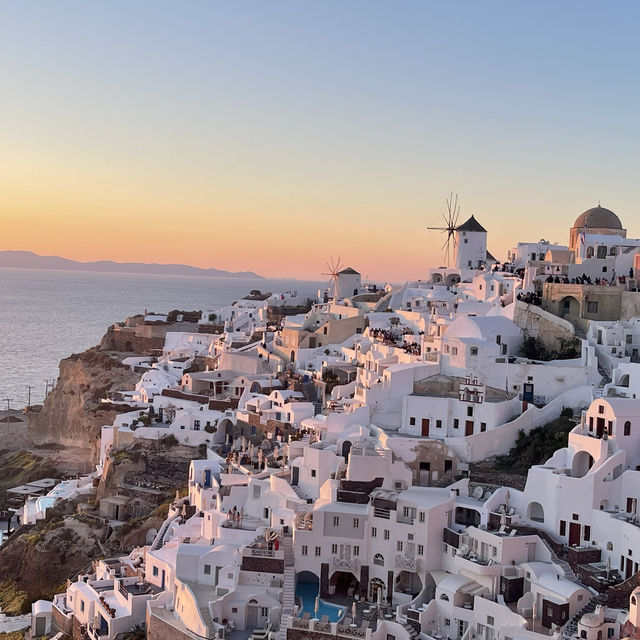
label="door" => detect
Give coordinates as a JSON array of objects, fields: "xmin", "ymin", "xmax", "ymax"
[
  {"xmin": 596, "ymin": 417, "xmax": 605, "ymax": 438},
  {"xmin": 627, "ymin": 557, "xmax": 633, "ymax": 580},
  {"xmin": 421, "ymin": 419, "xmax": 430, "ymax": 436},
  {"xmin": 161, "ymin": 569, "xmax": 165, "ymax": 589},
  {"xmin": 292, "ymin": 466, "xmax": 299, "ymax": 486},
  {"xmin": 247, "ymin": 605, "xmax": 258, "ymax": 627},
  {"xmin": 465, "ymin": 420, "xmax": 474, "ymax": 436},
  {"xmin": 569, "ymin": 522, "xmax": 580, "ymax": 546}
]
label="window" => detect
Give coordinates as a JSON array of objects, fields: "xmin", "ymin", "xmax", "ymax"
[
  {"xmin": 452, "ymin": 347, "xmax": 458, "ymax": 356},
  {"xmin": 467, "ymin": 406, "xmax": 473, "ymax": 417},
  {"xmin": 397, "ymin": 541, "xmax": 403, "ymax": 552},
  {"xmin": 232, "ymin": 607, "xmax": 238, "ymax": 613},
  {"xmin": 453, "ymin": 419, "xmax": 459, "ymax": 428},
  {"xmin": 152, "ymin": 566, "xmax": 158, "ymax": 577},
  {"xmin": 374, "ymin": 553, "xmax": 384, "ymax": 566},
  {"xmin": 419, "ymin": 511, "xmax": 425, "ymax": 523},
  {"xmin": 496, "ymin": 334, "xmax": 502, "ymax": 345},
  {"xmin": 599, "ymin": 405, "xmax": 605, "ymax": 414},
  {"xmin": 584, "ymin": 526, "xmax": 591, "ymax": 541},
  {"xmin": 384, "ymin": 529, "xmax": 390, "ymax": 540},
  {"xmin": 418, "ymin": 544, "xmax": 424, "ymax": 555},
  {"xmin": 354, "ymin": 546, "xmax": 360, "ymax": 556},
  {"xmin": 301, "ymin": 545, "xmax": 308, "ymax": 556},
  {"xmin": 572, "ymin": 513, "xmax": 579, "ymax": 520},
  {"xmin": 470, "ymin": 347, "xmax": 478, "ymax": 356},
  {"xmin": 371, "ymin": 527, "xmax": 377, "ymax": 538},
  {"xmin": 311, "ymin": 469, "xmax": 316, "ymax": 477},
  {"xmin": 560, "ymin": 520, "xmax": 566, "ymax": 536},
  {"xmin": 480, "ymin": 422, "xmax": 487, "ymax": 432},
  {"xmin": 409, "ymin": 417, "xmax": 416, "ymax": 426},
  {"xmin": 353, "ymin": 518, "xmax": 360, "ymax": 528},
  {"xmin": 331, "ymin": 544, "xmax": 338, "ymax": 554},
  {"xmin": 333, "ymin": 516, "xmax": 340, "ymax": 526},
  {"xmin": 204, "ymin": 564, "xmax": 211, "ymax": 575},
  {"xmin": 625, "ymin": 420, "xmax": 631, "ymax": 436},
  {"xmin": 487, "ymin": 616, "xmax": 494, "ymax": 626},
  {"xmin": 315, "ymin": 546, "xmax": 321, "ymax": 556},
  {"xmin": 436, "ymin": 419, "xmax": 442, "ymax": 428}
]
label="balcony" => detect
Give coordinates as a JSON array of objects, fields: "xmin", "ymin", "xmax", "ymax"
[
  {"xmin": 396, "ymin": 512, "xmax": 415, "ymax": 525},
  {"xmin": 332, "ymin": 555, "xmax": 356, "ymax": 572},
  {"xmin": 395, "ymin": 554, "xmax": 417, "ymax": 571}
]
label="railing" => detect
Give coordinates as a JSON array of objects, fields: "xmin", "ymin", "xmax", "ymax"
[
  {"xmin": 373, "ymin": 507, "xmax": 390, "ymax": 519},
  {"xmin": 332, "ymin": 555, "xmax": 355, "ymax": 571},
  {"xmin": 395, "ymin": 554, "xmax": 417, "ymax": 571},
  {"xmin": 337, "ymin": 624, "xmax": 366, "ymax": 638},
  {"xmin": 247, "ymin": 547, "xmax": 276, "ymax": 558},
  {"xmin": 396, "ymin": 513, "xmax": 414, "ymax": 525}
]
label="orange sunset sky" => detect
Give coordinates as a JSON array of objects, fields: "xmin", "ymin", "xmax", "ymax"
[{"xmin": 1, "ymin": 3, "xmax": 639, "ymax": 282}]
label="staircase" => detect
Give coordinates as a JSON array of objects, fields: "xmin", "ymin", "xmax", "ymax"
[
  {"xmin": 151, "ymin": 514, "xmax": 180, "ymax": 551},
  {"xmin": 199, "ymin": 604, "xmax": 216, "ymax": 638},
  {"xmin": 301, "ymin": 380, "xmax": 323, "ymax": 414},
  {"xmin": 540, "ymin": 538, "xmax": 578, "ymax": 582},
  {"xmin": 399, "ymin": 619, "xmax": 420, "ymax": 639},
  {"xmin": 561, "ymin": 592, "xmax": 606, "ymax": 639},
  {"xmin": 278, "ymin": 533, "xmax": 296, "ymax": 640}
]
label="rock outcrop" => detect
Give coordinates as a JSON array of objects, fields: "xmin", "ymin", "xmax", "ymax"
[{"xmin": 29, "ymin": 348, "xmax": 138, "ymax": 464}]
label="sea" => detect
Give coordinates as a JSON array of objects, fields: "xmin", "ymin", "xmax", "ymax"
[{"xmin": 0, "ymin": 268, "xmax": 322, "ymax": 408}]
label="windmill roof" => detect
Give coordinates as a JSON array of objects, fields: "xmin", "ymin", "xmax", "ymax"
[
  {"xmin": 338, "ymin": 267, "xmax": 360, "ymax": 275},
  {"xmin": 486, "ymin": 250, "xmax": 496, "ymax": 261},
  {"xmin": 456, "ymin": 215, "xmax": 487, "ymax": 233}
]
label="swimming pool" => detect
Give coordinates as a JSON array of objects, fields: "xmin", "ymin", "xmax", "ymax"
[{"xmin": 295, "ymin": 579, "xmax": 344, "ymax": 622}]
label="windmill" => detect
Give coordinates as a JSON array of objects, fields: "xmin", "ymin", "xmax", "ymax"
[
  {"xmin": 427, "ymin": 192, "xmax": 461, "ymax": 267},
  {"xmin": 322, "ymin": 256, "xmax": 344, "ymax": 297}
]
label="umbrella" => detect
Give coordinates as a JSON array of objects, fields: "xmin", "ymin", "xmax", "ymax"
[
  {"xmin": 314, "ymin": 594, "xmax": 320, "ymax": 617},
  {"xmin": 377, "ymin": 586, "xmax": 382, "ymax": 607},
  {"xmin": 352, "ymin": 601, "xmax": 357, "ymax": 620},
  {"xmin": 606, "ymin": 556, "xmax": 611, "ymax": 580},
  {"xmin": 504, "ymin": 489, "xmax": 511, "ymax": 508}
]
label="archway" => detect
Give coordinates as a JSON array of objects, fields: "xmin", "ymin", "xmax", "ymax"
[
  {"xmin": 328, "ymin": 571, "xmax": 359, "ymax": 604},
  {"xmin": 572, "ymin": 451, "xmax": 595, "ymax": 478},
  {"xmin": 368, "ymin": 577, "xmax": 385, "ymax": 602},
  {"xmin": 295, "ymin": 571, "xmax": 320, "ymax": 615},
  {"xmin": 395, "ymin": 571, "xmax": 422, "ymax": 597},
  {"xmin": 432, "ymin": 273, "xmax": 443, "ymax": 283},
  {"xmin": 528, "ymin": 502, "xmax": 544, "ymax": 523},
  {"xmin": 560, "ymin": 296, "xmax": 580, "ymax": 319}
]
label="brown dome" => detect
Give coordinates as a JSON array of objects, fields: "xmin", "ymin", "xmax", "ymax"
[{"xmin": 572, "ymin": 205, "xmax": 622, "ymax": 230}]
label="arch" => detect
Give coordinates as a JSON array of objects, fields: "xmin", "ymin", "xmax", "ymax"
[
  {"xmin": 625, "ymin": 420, "xmax": 631, "ymax": 436},
  {"xmin": 395, "ymin": 570, "xmax": 422, "ymax": 597},
  {"xmin": 607, "ymin": 541, "xmax": 614, "ymax": 551},
  {"xmin": 572, "ymin": 451, "xmax": 595, "ymax": 478},
  {"xmin": 368, "ymin": 577, "xmax": 385, "ymax": 602},
  {"xmin": 528, "ymin": 502, "xmax": 544, "ymax": 523},
  {"xmin": 290, "ymin": 350, "xmax": 295, "ymax": 363},
  {"xmin": 373, "ymin": 553, "xmax": 384, "ymax": 566},
  {"xmin": 341, "ymin": 440, "xmax": 352, "ymax": 462},
  {"xmin": 586, "ymin": 246, "xmax": 594, "ymax": 258},
  {"xmin": 632, "ymin": 595, "xmax": 637, "ymax": 606},
  {"xmin": 440, "ymin": 594, "xmax": 449, "ymax": 601},
  {"xmin": 560, "ymin": 296, "xmax": 580, "ymax": 319},
  {"xmin": 620, "ymin": 374, "xmax": 630, "ymax": 387}
]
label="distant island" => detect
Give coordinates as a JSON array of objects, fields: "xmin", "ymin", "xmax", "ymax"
[{"xmin": 0, "ymin": 250, "xmax": 264, "ymax": 279}]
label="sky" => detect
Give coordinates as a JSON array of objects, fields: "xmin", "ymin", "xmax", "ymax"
[{"xmin": 1, "ymin": 1, "xmax": 639, "ymax": 281}]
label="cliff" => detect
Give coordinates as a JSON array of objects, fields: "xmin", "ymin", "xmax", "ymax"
[{"xmin": 29, "ymin": 348, "xmax": 139, "ymax": 464}]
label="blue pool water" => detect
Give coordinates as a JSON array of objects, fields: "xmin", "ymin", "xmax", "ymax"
[{"xmin": 295, "ymin": 580, "xmax": 344, "ymax": 622}]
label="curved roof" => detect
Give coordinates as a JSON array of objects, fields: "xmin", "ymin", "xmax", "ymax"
[{"xmin": 572, "ymin": 205, "xmax": 623, "ymax": 230}]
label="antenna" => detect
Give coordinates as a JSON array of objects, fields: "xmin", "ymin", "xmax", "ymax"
[
  {"xmin": 427, "ymin": 192, "xmax": 460, "ymax": 267},
  {"xmin": 321, "ymin": 257, "xmax": 344, "ymax": 297}
]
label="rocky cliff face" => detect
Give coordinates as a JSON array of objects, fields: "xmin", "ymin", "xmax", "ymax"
[{"xmin": 29, "ymin": 348, "xmax": 139, "ymax": 464}]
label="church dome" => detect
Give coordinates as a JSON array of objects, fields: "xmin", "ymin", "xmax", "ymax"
[{"xmin": 572, "ymin": 205, "xmax": 622, "ymax": 230}]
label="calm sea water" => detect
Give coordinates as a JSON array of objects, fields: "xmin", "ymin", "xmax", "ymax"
[{"xmin": 0, "ymin": 268, "xmax": 321, "ymax": 408}]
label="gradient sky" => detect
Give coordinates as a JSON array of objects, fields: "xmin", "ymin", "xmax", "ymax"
[{"xmin": 1, "ymin": 1, "xmax": 639, "ymax": 281}]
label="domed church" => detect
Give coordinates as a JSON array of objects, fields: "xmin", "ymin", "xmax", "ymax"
[{"xmin": 569, "ymin": 204, "xmax": 626, "ymax": 251}]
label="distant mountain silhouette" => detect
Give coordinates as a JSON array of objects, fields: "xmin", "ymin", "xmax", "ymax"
[{"xmin": 0, "ymin": 251, "xmax": 264, "ymax": 279}]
